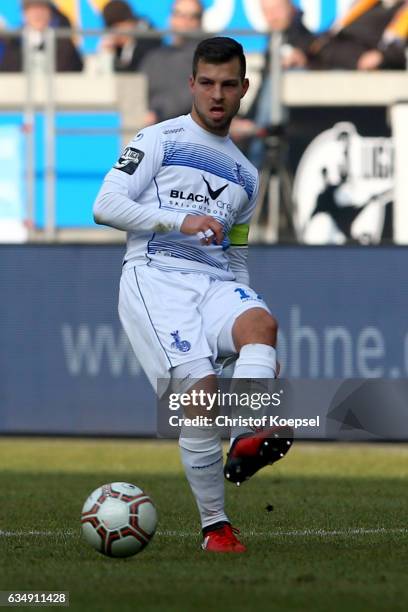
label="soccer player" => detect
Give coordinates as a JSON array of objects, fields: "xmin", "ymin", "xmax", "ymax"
[{"xmin": 93, "ymin": 37, "xmax": 292, "ymax": 553}]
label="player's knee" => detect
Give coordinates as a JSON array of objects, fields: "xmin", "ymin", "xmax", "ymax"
[
  {"xmin": 254, "ymin": 311, "xmax": 278, "ymax": 345},
  {"xmin": 233, "ymin": 309, "xmax": 278, "ymax": 350}
]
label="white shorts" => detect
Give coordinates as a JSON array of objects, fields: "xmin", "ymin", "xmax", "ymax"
[{"xmin": 118, "ymin": 263, "xmax": 270, "ymax": 395}]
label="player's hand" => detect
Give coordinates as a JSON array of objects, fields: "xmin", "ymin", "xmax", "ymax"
[{"xmin": 180, "ymin": 215, "xmax": 224, "ymax": 245}]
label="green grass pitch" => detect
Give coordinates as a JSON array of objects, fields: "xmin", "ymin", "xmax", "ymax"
[{"xmin": 0, "ymin": 438, "xmax": 407, "ymax": 611}]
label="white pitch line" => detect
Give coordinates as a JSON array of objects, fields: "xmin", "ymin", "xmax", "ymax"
[
  {"xmin": 158, "ymin": 528, "xmax": 408, "ymax": 538},
  {"xmin": 0, "ymin": 530, "xmax": 77, "ymax": 537},
  {"xmin": 1, "ymin": 528, "xmax": 407, "ymax": 538},
  {"xmin": 251, "ymin": 528, "xmax": 408, "ymax": 537}
]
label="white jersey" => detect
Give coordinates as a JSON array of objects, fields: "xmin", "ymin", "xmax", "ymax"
[{"xmin": 94, "ymin": 114, "xmax": 259, "ymax": 281}]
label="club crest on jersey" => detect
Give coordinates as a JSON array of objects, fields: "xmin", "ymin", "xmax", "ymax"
[
  {"xmin": 114, "ymin": 147, "xmax": 145, "ymax": 175},
  {"xmin": 234, "ymin": 163, "xmax": 246, "ymax": 188},
  {"xmin": 170, "ymin": 331, "xmax": 191, "ymax": 352}
]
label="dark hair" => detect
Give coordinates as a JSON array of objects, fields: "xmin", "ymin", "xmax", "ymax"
[{"xmin": 192, "ymin": 37, "xmax": 246, "ymax": 81}]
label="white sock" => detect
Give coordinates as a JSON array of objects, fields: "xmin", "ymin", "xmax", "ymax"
[
  {"xmin": 230, "ymin": 343, "xmax": 277, "ymax": 445},
  {"xmin": 179, "ymin": 429, "xmax": 229, "ymax": 530},
  {"xmin": 233, "ymin": 343, "xmax": 277, "ymax": 379}
]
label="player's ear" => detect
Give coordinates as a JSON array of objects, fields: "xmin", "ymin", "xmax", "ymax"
[
  {"xmin": 240, "ymin": 78, "xmax": 249, "ymax": 98},
  {"xmin": 189, "ymin": 74, "xmax": 195, "ymax": 91}
]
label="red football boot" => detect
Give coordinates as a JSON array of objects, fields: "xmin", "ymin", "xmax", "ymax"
[
  {"xmin": 202, "ymin": 524, "xmax": 246, "ymax": 553},
  {"xmin": 224, "ymin": 426, "xmax": 294, "ymax": 486}
]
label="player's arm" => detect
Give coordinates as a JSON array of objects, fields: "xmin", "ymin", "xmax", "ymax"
[
  {"xmin": 93, "ymin": 130, "xmax": 224, "ymax": 242},
  {"xmin": 93, "ymin": 129, "xmax": 187, "ymax": 233},
  {"xmin": 226, "ymin": 224, "xmax": 250, "ymax": 285},
  {"xmin": 226, "ymin": 175, "xmax": 259, "ymax": 284}
]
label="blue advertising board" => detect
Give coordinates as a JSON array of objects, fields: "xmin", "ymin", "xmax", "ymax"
[{"xmin": 0, "ymin": 245, "xmax": 407, "ymax": 435}]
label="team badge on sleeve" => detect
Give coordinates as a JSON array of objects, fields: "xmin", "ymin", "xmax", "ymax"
[{"xmin": 114, "ymin": 147, "xmax": 145, "ymax": 175}]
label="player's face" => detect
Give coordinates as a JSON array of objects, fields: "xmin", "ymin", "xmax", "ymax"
[{"xmin": 190, "ymin": 58, "xmax": 249, "ymax": 136}]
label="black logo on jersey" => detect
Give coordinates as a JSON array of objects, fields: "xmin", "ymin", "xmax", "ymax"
[
  {"xmin": 114, "ymin": 147, "xmax": 145, "ymax": 175},
  {"xmin": 170, "ymin": 190, "xmax": 209, "ymax": 204},
  {"xmin": 202, "ymin": 176, "xmax": 228, "ymax": 200}
]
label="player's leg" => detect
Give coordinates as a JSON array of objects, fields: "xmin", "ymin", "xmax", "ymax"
[
  {"xmin": 224, "ymin": 307, "xmax": 293, "ymax": 484},
  {"xmin": 227, "ymin": 308, "xmax": 278, "ymax": 442},
  {"xmin": 201, "ymin": 282, "xmax": 293, "ymax": 485},
  {"xmin": 173, "ymin": 361, "xmax": 246, "ymax": 553},
  {"xmin": 174, "ymin": 363, "xmax": 226, "ymax": 530},
  {"xmin": 119, "ymin": 266, "xmax": 245, "ymax": 552}
]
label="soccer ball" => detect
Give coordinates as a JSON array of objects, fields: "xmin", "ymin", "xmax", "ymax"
[{"xmin": 81, "ymin": 482, "xmax": 158, "ymax": 558}]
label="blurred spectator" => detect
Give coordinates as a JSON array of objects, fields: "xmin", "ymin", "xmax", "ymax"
[
  {"xmin": 232, "ymin": 0, "xmax": 314, "ymax": 165},
  {"xmin": 252, "ymin": 0, "xmax": 314, "ymax": 123},
  {"xmin": 101, "ymin": 0, "xmax": 161, "ymax": 72},
  {"xmin": 261, "ymin": 0, "xmax": 314, "ymax": 70},
  {"xmin": 0, "ymin": 0, "xmax": 83, "ymax": 72},
  {"xmin": 140, "ymin": 0, "xmax": 204, "ymax": 126},
  {"xmin": 308, "ymin": 0, "xmax": 408, "ymax": 70}
]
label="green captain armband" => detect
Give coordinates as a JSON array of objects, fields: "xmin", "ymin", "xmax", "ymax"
[{"xmin": 228, "ymin": 224, "xmax": 249, "ymax": 247}]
